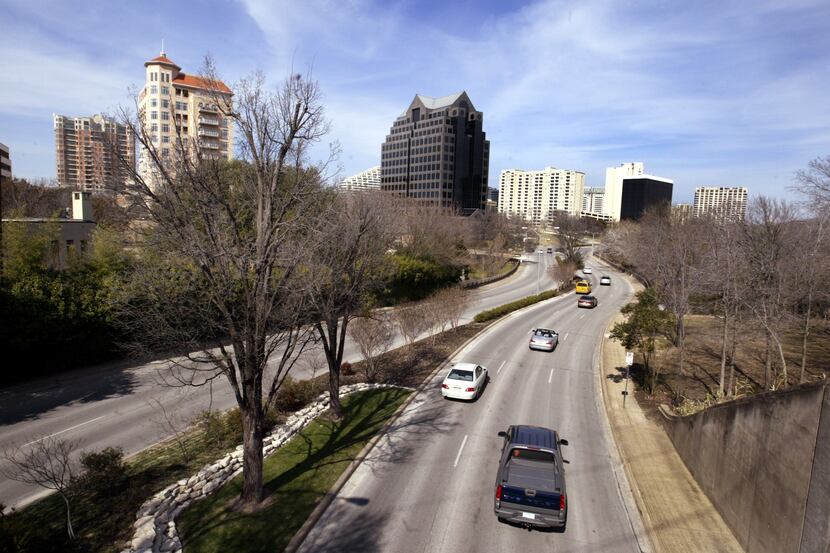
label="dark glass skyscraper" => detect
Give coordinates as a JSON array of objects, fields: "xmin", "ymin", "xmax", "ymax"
[
  {"xmin": 619, "ymin": 177, "xmax": 673, "ymax": 220},
  {"xmin": 380, "ymin": 92, "xmax": 489, "ymax": 215}
]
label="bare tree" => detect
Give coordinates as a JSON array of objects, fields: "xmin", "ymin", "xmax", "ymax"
[
  {"xmin": 434, "ymin": 285, "xmax": 466, "ymax": 329},
  {"xmin": 794, "ymin": 155, "xmax": 830, "ymax": 209},
  {"xmin": 2, "ymin": 437, "xmax": 81, "ymax": 539},
  {"xmin": 394, "ymin": 302, "xmax": 430, "ymax": 347},
  {"xmin": 349, "ymin": 314, "xmax": 395, "ymax": 382},
  {"xmin": 148, "ymin": 396, "xmax": 190, "ymax": 462},
  {"xmin": 739, "ymin": 197, "xmax": 798, "ymax": 389},
  {"xmin": 116, "ymin": 64, "xmax": 329, "ymax": 506},
  {"xmin": 548, "ymin": 258, "xmax": 578, "ymax": 288},
  {"xmin": 306, "ymin": 191, "xmax": 396, "ymax": 418},
  {"xmin": 551, "ymin": 211, "xmax": 587, "ymax": 266}
]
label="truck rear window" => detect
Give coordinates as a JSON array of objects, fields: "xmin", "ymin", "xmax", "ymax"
[{"xmin": 510, "ymin": 448, "xmax": 555, "ymax": 463}]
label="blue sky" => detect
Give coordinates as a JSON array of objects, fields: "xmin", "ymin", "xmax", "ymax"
[{"xmin": 2, "ymin": 0, "xmax": 829, "ymax": 202}]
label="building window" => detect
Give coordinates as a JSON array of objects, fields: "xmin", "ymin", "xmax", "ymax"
[
  {"xmin": 150, "ymin": 85, "xmax": 158, "ymax": 95},
  {"xmin": 161, "ymin": 112, "xmax": 170, "ymax": 120},
  {"xmin": 150, "ymin": 98, "xmax": 158, "ymax": 108},
  {"xmin": 162, "ymin": 135, "xmax": 169, "ymax": 143},
  {"xmin": 161, "ymin": 86, "xmax": 169, "ymax": 95},
  {"xmin": 162, "ymin": 124, "xmax": 170, "ymax": 133},
  {"xmin": 162, "ymin": 99, "xmax": 169, "ymax": 108},
  {"xmin": 150, "ymin": 123, "xmax": 158, "ymax": 132},
  {"xmin": 150, "ymin": 111, "xmax": 158, "ymax": 120}
]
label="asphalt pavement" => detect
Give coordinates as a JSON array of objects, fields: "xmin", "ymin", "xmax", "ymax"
[
  {"xmin": 298, "ymin": 258, "xmax": 643, "ymax": 553},
  {"xmin": 0, "ymin": 252, "xmax": 557, "ymax": 509}
]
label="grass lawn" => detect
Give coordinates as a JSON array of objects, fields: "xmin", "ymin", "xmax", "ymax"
[{"xmin": 177, "ymin": 387, "xmax": 411, "ymax": 552}]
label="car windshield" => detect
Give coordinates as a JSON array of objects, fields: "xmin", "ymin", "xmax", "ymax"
[{"xmin": 448, "ymin": 369, "xmax": 474, "ymax": 381}]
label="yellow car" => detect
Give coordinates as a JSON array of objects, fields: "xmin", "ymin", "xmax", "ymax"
[{"xmin": 575, "ymin": 280, "xmax": 592, "ymax": 294}]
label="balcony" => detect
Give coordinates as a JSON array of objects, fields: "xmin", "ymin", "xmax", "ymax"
[
  {"xmin": 198, "ymin": 128, "xmax": 219, "ymax": 138},
  {"xmin": 198, "ymin": 103, "xmax": 218, "ymax": 113},
  {"xmin": 200, "ymin": 141, "xmax": 220, "ymax": 150},
  {"xmin": 199, "ymin": 117, "xmax": 219, "ymax": 126}
]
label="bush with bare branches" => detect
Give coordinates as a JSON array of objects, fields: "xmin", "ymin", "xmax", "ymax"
[{"xmin": 349, "ymin": 315, "xmax": 395, "ymax": 382}]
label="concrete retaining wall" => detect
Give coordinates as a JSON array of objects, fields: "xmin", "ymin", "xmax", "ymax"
[{"xmin": 664, "ymin": 382, "xmax": 830, "ymax": 553}]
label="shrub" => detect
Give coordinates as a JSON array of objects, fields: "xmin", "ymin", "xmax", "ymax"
[
  {"xmin": 473, "ymin": 289, "xmax": 559, "ymax": 323},
  {"xmin": 79, "ymin": 447, "xmax": 128, "ymax": 496},
  {"xmin": 196, "ymin": 409, "xmax": 243, "ymax": 448},
  {"xmin": 273, "ymin": 377, "xmax": 316, "ymax": 413},
  {"xmin": 341, "ymin": 361, "xmax": 355, "ymax": 376}
]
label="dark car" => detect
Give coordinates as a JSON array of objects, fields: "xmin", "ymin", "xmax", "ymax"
[
  {"xmin": 577, "ymin": 295, "xmax": 598, "ymax": 308},
  {"xmin": 494, "ymin": 425, "xmax": 569, "ymax": 529}
]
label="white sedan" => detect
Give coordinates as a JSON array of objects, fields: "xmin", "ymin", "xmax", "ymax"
[
  {"xmin": 441, "ymin": 362, "xmax": 488, "ymax": 400},
  {"xmin": 583, "ymin": 267, "xmax": 593, "ymax": 274}
]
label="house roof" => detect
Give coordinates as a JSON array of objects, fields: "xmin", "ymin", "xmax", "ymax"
[{"xmin": 173, "ymin": 73, "xmax": 232, "ymax": 95}]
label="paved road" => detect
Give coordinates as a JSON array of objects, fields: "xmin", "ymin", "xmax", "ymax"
[
  {"xmin": 299, "ymin": 258, "xmax": 642, "ymax": 553},
  {"xmin": 0, "ymin": 253, "xmax": 559, "ymax": 509}
]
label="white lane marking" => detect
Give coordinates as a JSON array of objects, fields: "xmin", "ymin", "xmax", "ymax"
[
  {"xmin": 497, "ymin": 360, "xmax": 506, "ymax": 374},
  {"xmin": 22, "ymin": 416, "xmax": 106, "ymax": 447},
  {"xmin": 548, "ymin": 368, "xmax": 554, "ymax": 384},
  {"xmin": 563, "ymin": 333, "xmax": 569, "ymax": 342},
  {"xmin": 578, "ymin": 313, "xmax": 586, "ymax": 320},
  {"xmin": 453, "ymin": 434, "xmax": 469, "ymax": 468}
]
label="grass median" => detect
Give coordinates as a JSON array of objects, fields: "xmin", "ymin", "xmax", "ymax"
[{"xmin": 177, "ymin": 387, "xmax": 411, "ymax": 552}]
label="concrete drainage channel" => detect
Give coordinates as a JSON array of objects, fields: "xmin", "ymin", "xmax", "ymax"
[{"xmin": 124, "ymin": 383, "xmax": 413, "ymax": 553}]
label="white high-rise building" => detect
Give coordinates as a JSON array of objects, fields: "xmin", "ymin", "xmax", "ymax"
[
  {"xmin": 693, "ymin": 187, "xmax": 748, "ymax": 222},
  {"xmin": 582, "ymin": 187, "xmax": 604, "ymax": 214},
  {"xmin": 603, "ymin": 162, "xmax": 644, "ymax": 221},
  {"xmin": 139, "ymin": 50, "xmax": 234, "ymax": 189},
  {"xmin": 497, "ymin": 167, "xmax": 585, "ymax": 223},
  {"xmin": 339, "ymin": 166, "xmax": 381, "ymax": 191}
]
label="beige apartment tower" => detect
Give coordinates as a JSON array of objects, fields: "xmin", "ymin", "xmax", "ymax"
[
  {"xmin": 53, "ymin": 114, "xmax": 134, "ymax": 192},
  {"xmin": 693, "ymin": 187, "xmax": 748, "ymax": 222},
  {"xmin": 498, "ymin": 167, "xmax": 585, "ymax": 223},
  {"xmin": 139, "ymin": 50, "xmax": 234, "ymax": 187}
]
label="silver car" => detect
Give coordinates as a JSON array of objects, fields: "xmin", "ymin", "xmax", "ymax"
[{"xmin": 529, "ymin": 328, "xmax": 559, "ymax": 351}]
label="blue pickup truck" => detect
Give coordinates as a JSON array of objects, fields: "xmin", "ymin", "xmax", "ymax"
[{"xmin": 494, "ymin": 425, "xmax": 569, "ymax": 529}]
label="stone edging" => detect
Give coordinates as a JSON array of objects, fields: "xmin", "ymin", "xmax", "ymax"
[{"xmin": 124, "ymin": 383, "xmax": 412, "ymax": 553}]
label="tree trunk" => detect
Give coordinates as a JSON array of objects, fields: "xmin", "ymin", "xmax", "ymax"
[
  {"xmin": 61, "ymin": 493, "xmax": 75, "ymax": 540},
  {"xmin": 240, "ymin": 406, "xmax": 264, "ymax": 505},
  {"xmin": 764, "ymin": 333, "xmax": 772, "ymax": 390},
  {"xmin": 719, "ymin": 306, "xmax": 728, "ymax": 398},
  {"xmin": 677, "ymin": 315, "xmax": 686, "ymax": 375},
  {"xmin": 317, "ymin": 318, "xmax": 344, "ymax": 419},
  {"xmin": 800, "ymin": 296, "xmax": 812, "ymax": 384}
]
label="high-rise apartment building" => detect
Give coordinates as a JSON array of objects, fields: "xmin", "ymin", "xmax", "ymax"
[
  {"xmin": 339, "ymin": 166, "xmax": 381, "ymax": 191},
  {"xmin": 498, "ymin": 167, "xmax": 585, "ymax": 223},
  {"xmin": 486, "ymin": 187, "xmax": 499, "ymax": 210},
  {"xmin": 380, "ymin": 92, "xmax": 489, "ymax": 214},
  {"xmin": 582, "ymin": 187, "xmax": 604, "ymax": 214},
  {"xmin": 0, "ymin": 142, "xmax": 10, "ymax": 180},
  {"xmin": 139, "ymin": 50, "xmax": 233, "ymax": 188},
  {"xmin": 53, "ymin": 114, "xmax": 134, "ymax": 192},
  {"xmin": 693, "ymin": 187, "xmax": 748, "ymax": 222}
]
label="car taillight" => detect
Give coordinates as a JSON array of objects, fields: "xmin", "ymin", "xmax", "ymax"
[
  {"xmin": 441, "ymin": 384, "xmax": 449, "ymax": 389},
  {"xmin": 465, "ymin": 387, "xmax": 475, "ymax": 392},
  {"xmin": 547, "ymin": 340, "xmax": 554, "ymax": 345},
  {"xmin": 560, "ymin": 493, "xmax": 566, "ymax": 511},
  {"xmin": 496, "ymin": 484, "xmax": 503, "ymax": 500}
]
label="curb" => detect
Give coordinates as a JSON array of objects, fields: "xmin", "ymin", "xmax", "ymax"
[
  {"xmin": 283, "ymin": 324, "xmax": 490, "ymax": 553},
  {"xmin": 593, "ymin": 263, "xmax": 653, "ymax": 553}
]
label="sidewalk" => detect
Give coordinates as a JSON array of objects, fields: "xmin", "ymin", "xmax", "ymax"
[{"xmin": 601, "ymin": 312, "xmax": 744, "ymax": 553}]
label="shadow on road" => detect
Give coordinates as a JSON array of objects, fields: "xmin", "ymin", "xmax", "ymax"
[{"xmin": 0, "ymin": 360, "xmax": 139, "ymax": 425}]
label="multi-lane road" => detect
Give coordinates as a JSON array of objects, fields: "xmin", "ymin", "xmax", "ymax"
[
  {"xmin": 299, "ymin": 258, "xmax": 642, "ymax": 553},
  {"xmin": 0, "ymin": 253, "xmax": 558, "ymax": 508}
]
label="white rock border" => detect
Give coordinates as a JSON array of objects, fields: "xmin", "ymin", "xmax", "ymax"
[{"xmin": 124, "ymin": 383, "xmax": 412, "ymax": 553}]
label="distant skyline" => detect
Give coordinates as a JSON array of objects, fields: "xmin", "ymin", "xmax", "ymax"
[{"xmin": 1, "ymin": 0, "xmax": 829, "ymax": 202}]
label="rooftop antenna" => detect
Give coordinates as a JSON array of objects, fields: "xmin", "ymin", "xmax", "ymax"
[{"xmin": 161, "ymin": 39, "xmax": 165, "ymax": 56}]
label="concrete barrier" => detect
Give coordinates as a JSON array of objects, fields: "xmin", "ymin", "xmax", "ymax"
[{"xmin": 662, "ymin": 382, "xmax": 830, "ymax": 553}]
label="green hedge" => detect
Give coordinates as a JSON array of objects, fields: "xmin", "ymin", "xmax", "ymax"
[{"xmin": 473, "ymin": 289, "xmax": 560, "ymax": 323}]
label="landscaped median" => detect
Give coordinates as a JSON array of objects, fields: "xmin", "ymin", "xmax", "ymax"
[{"xmin": 473, "ymin": 288, "xmax": 563, "ymax": 323}]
